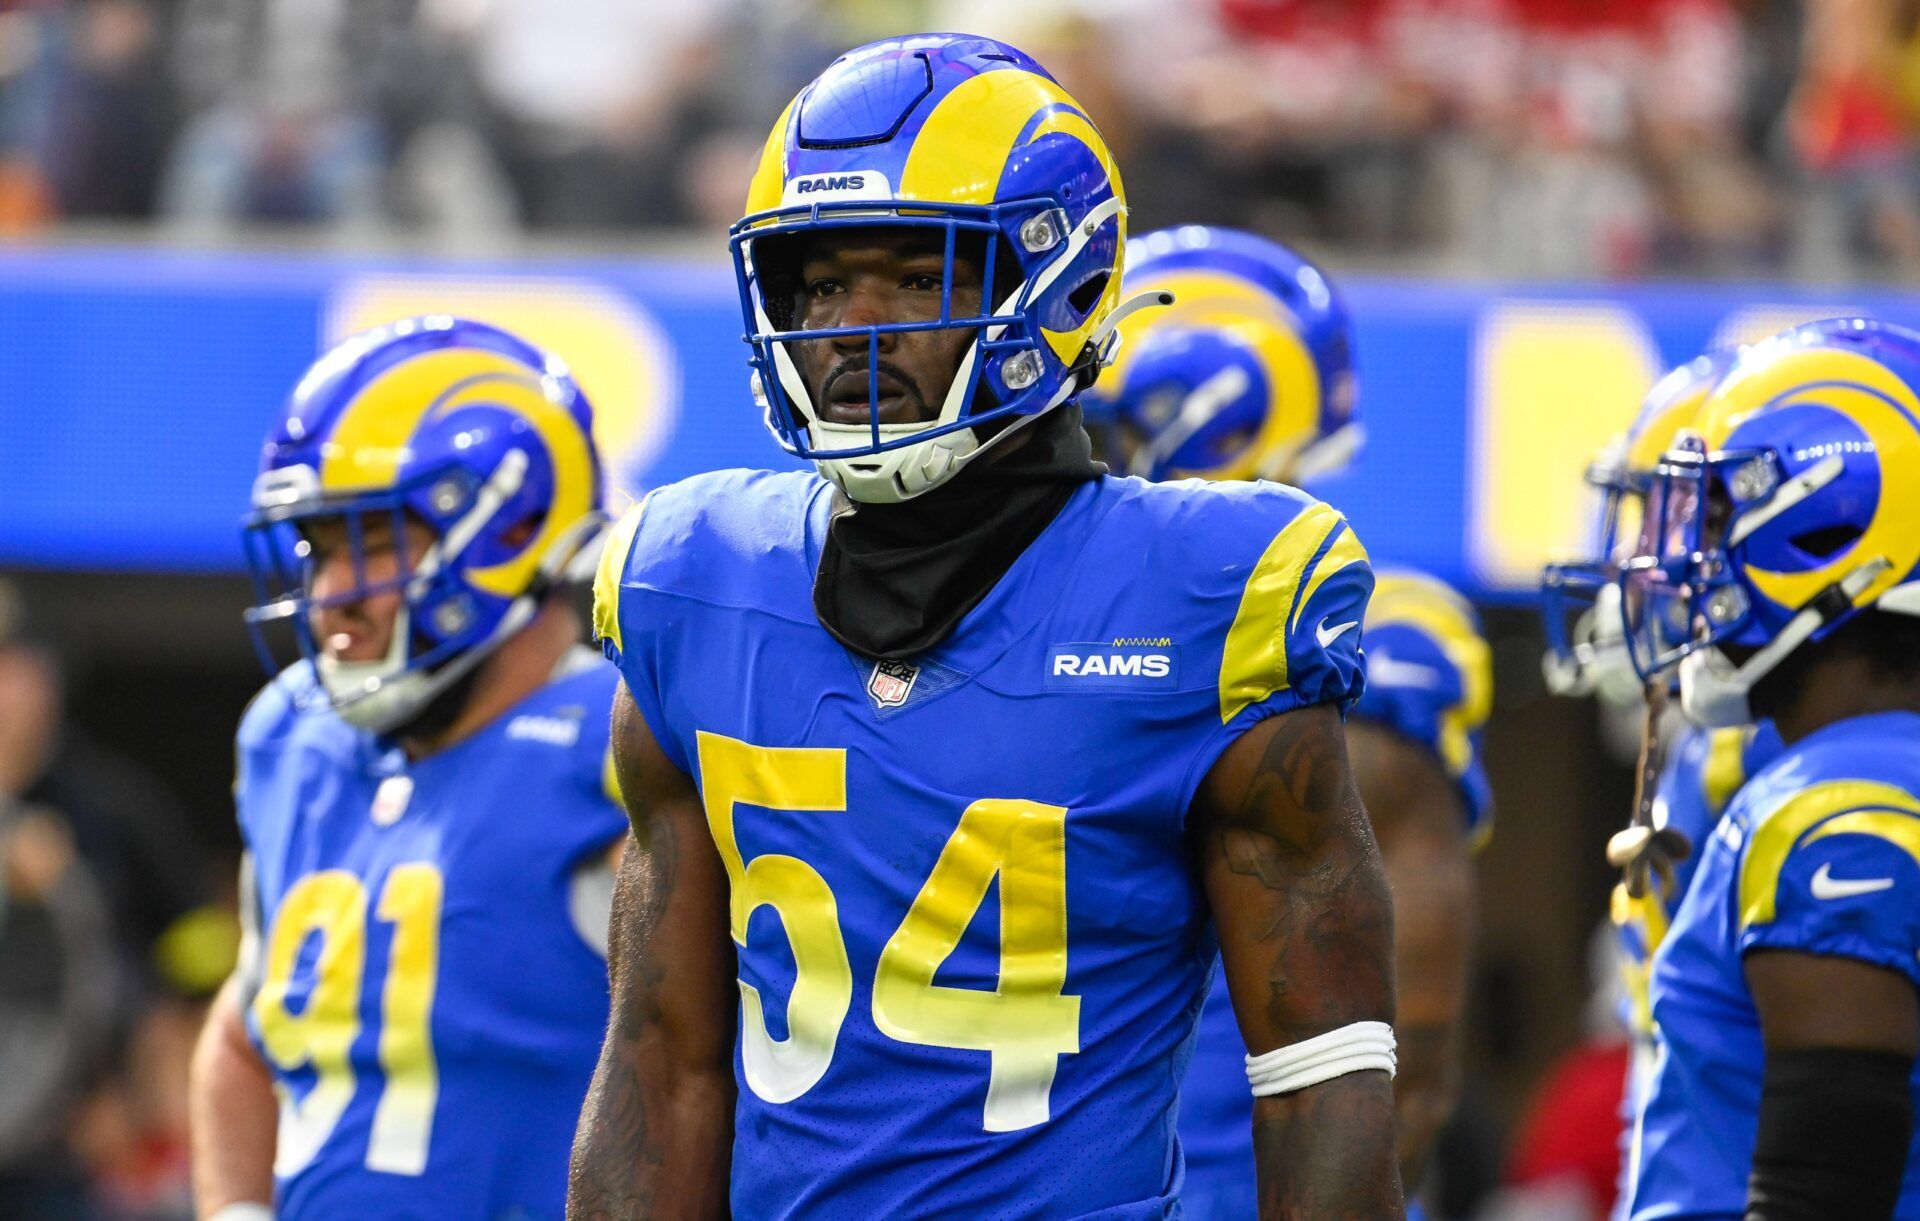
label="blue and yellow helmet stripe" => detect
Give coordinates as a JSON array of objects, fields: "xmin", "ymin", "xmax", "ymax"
[
  {"xmin": 1087, "ymin": 226, "xmax": 1355, "ymax": 485},
  {"xmin": 1698, "ymin": 332, "xmax": 1920, "ymax": 618}
]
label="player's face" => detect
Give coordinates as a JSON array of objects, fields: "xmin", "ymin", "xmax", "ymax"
[
  {"xmin": 303, "ymin": 515, "xmax": 435, "ymax": 664},
  {"xmin": 787, "ymin": 228, "xmax": 985, "ymax": 426}
]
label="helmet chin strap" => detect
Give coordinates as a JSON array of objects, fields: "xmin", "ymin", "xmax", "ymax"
[
  {"xmin": 325, "ymin": 596, "xmax": 538, "ymax": 734},
  {"xmin": 1679, "ymin": 558, "xmax": 1894, "ymax": 728}
]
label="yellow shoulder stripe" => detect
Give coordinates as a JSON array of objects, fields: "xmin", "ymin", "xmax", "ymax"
[
  {"xmin": 1702, "ymin": 726, "xmax": 1750, "ymax": 817},
  {"xmin": 1289, "ymin": 523, "xmax": 1369, "ymax": 637},
  {"xmin": 1738, "ymin": 779, "xmax": 1920, "ymax": 929},
  {"xmin": 1220, "ymin": 502, "xmax": 1351, "ymax": 724},
  {"xmin": 591, "ymin": 501, "xmax": 647, "ymax": 656},
  {"xmin": 1365, "ymin": 573, "xmax": 1492, "ymax": 776},
  {"xmin": 1610, "ymin": 881, "xmax": 1669, "ymax": 1037}
]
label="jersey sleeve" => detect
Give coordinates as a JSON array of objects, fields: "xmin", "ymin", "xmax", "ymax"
[
  {"xmin": 231, "ymin": 668, "xmax": 306, "ymax": 853},
  {"xmin": 591, "ymin": 497, "xmax": 648, "ymax": 671},
  {"xmin": 590, "ymin": 491, "xmax": 693, "ymax": 776},
  {"xmin": 1350, "ymin": 570, "xmax": 1495, "ymax": 841},
  {"xmin": 1736, "ymin": 779, "xmax": 1920, "ymax": 989},
  {"xmin": 1216, "ymin": 499, "xmax": 1373, "ymax": 731}
]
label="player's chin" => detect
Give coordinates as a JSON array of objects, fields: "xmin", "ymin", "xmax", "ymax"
[{"xmin": 319, "ymin": 632, "xmax": 395, "ymax": 665}]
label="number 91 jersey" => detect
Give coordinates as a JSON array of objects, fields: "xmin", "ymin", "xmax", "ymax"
[
  {"xmin": 232, "ymin": 652, "xmax": 628, "ymax": 1220},
  {"xmin": 596, "ymin": 468, "xmax": 1373, "ymax": 1219}
]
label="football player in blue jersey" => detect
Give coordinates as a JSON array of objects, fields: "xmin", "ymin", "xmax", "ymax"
[
  {"xmin": 1617, "ymin": 318, "xmax": 1920, "ymax": 1220},
  {"xmin": 570, "ymin": 33, "xmax": 1403, "ymax": 1220},
  {"xmin": 188, "ymin": 318, "xmax": 630, "ymax": 1221},
  {"xmin": 1541, "ymin": 350, "xmax": 1784, "ymax": 1218},
  {"xmin": 1082, "ymin": 225, "xmax": 1493, "ymax": 1220}
]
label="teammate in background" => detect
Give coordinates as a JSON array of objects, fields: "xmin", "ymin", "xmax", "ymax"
[
  {"xmin": 1084, "ymin": 226, "xmax": 1490, "ymax": 1219},
  {"xmin": 1621, "ymin": 319, "xmax": 1920, "ymax": 1220},
  {"xmin": 1526, "ymin": 342, "xmax": 1906, "ymax": 1220},
  {"xmin": 571, "ymin": 34, "xmax": 1403, "ymax": 1219},
  {"xmin": 189, "ymin": 319, "xmax": 629, "ymax": 1221},
  {"xmin": 1539, "ymin": 349, "xmax": 1782, "ymax": 1219}
]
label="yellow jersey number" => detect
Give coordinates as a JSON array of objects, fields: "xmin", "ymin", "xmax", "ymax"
[
  {"xmin": 696, "ymin": 731, "xmax": 1080, "ymax": 1133},
  {"xmin": 251, "ymin": 863, "xmax": 443, "ymax": 1177}
]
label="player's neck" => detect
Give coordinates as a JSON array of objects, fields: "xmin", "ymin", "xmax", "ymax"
[
  {"xmin": 398, "ymin": 601, "xmax": 581, "ymax": 760},
  {"xmin": 1769, "ymin": 654, "xmax": 1920, "ymax": 746}
]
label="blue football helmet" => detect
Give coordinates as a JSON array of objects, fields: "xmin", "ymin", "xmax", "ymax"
[
  {"xmin": 241, "ymin": 317, "xmax": 607, "ymax": 732},
  {"xmin": 1540, "ymin": 349, "xmax": 1738, "ymax": 698},
  {"xmin": 1080, "ymin": 226, "xmax": 1359, "ymax": 485},
  {"xmin": 730, "ymin": 33, "xmax": 1157, "ymax": 504},
  {"xmin": 1620, "ymin": 319, "xmax": 1920, "ymax": 726}
]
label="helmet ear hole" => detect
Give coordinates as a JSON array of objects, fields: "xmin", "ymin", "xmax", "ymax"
[
  {"xmin": 501, "ymin": 511, "xmax": 544, "ymax": 550},
  {"xmin": 1067, "ymin": 272, "xmax": 1110, "ymax": 321},
  {"xmin": 1791, "ymin": 524, "xmax": 1862, "ymax": 559}
]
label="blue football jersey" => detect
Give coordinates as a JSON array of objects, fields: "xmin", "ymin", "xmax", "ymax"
[
  {"xmin": 234, "ymin": 651, "xmax": 628, "ymax": 1221},
  {"xmin": 1611, "ymin": 719, "xmax": 1780, "ymax": 1218},
  {"xmin": 1628, "ymin": 711, "xmax": 1920, "ymax": 1220},
  {"xmin": 595, "ymin": 468, "xmax": 1372, "ymax": 1219},
  {"xmin": 1178, "ymin": 566, "xmax": 1492, "ymax": 1221}
]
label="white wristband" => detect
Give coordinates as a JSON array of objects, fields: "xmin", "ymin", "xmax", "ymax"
[
  {"xmin": 1246, "ymin": 1020, "xmax": 1396, "ymax": 1097},
  {"xmin": 206, "ymin": 1203, "xmax": 275, "ymax": 1221}
]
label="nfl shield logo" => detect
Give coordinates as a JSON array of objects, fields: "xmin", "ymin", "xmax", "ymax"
[
  {"xmin": 867, "ymin": 659, "xmax": 919, "ymax": 709},
  {"xmin": 370, "ymin": 774, "xmax": 414, "ymax": 826}
]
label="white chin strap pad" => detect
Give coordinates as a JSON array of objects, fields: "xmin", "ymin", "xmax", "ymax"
[
  {"xmin": 1678, "ymin": 558, "xmax": 1897, "ymax": 729},
  {"xmin": 1246, "ymin": 1020, "xmax": 1396, "ymax": 1097},
  {"xmin": 1677, "ymin": 648, "xmax": 1754, "ymax": 730}
]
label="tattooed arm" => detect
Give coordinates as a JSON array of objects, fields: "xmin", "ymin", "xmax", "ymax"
[
  {"xmin": 1347, "ymin": 720, "xmax": 1475, "ymax": 1194},
  {"xmin": 568, "ymin": 682, "xmax": 736, "ymax": 1220},
  {"xmin": 1192, "ymin": 702, "xmax": 1403, "ymax": 1219}
]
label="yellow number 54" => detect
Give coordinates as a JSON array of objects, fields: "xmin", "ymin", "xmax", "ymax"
[{"xmin": 696, "ymin": 731, "xmax": 1080, "ymax": 1133}]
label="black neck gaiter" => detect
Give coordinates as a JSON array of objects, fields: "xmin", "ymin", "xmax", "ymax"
[{"xmin": 814, "ymin": 405, "xmax": 1104, "ymax": 660}]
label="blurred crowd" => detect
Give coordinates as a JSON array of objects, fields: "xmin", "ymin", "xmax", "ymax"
[
  {"xmin": 3, "ymin": 0, "xmax": 1920, "ymax": 277},
  {"xmin": 0, "ymin": 580, "xmax": 233, "ymax": 1221}
]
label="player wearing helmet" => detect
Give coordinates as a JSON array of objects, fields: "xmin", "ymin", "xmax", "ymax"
[
  {"xmin": 571, "ymin": 35, "xmax": 1402, "ymax": 1220},
  {"xmin": 1540, "ymin": 350, "xmax": 1784, "ymax": 1218},
  {"xmin": 1543, "ymin": 350, "xmax": 1742, "ymax": 703},
  {"xmin": 1082, "ymin": 225, "xmax": 1360, "ymax": 488},
  {"xmin": 1619, "ymin": 319, "xmax": 1920, "ymax": 1220},
  {"xmin": 1088, "ymin": 226, "xmax": 1490, "ymax": 1220},
  {"xmin": 188, "ymin": 319, "xmax": 629, "ymax": 1221}
]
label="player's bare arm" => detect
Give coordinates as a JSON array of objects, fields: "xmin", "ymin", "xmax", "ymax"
[
  {"xmin": 188, "ymin": 977, "xmax": 278, "ymax": 1218},
  {"xmin": 1193, "ymin": 702, "xmax": 1402, "ymax": 1219},
  {"xmin": 568, "ymin": 682, "xmax": 735, "ymax": 1221},
  {"xmin": 1347, "ymin": 720, "xmax": 1475, "ymax": 1191},
  {"xmin": 1745, "ymin": 948, "xmax": 1919, "ymax": 1218}
]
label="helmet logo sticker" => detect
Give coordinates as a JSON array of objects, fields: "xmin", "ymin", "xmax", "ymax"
[{"xmin": 785, "ymin": 172, "xmax": 891, "ymax": 204}]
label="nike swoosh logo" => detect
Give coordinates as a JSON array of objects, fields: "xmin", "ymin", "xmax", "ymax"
[
  {"xmin": 1810, "ymin": 863, "xmax": 1895, "ymax": 900},
  {"xmin": 1368, "ymin": 652, "xmax": 1445, "ymax": 690},
  {"xmin": 1315, "ymin": 619, "xmax": 1360, "ymax": 648}
]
